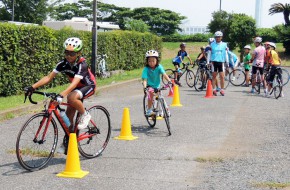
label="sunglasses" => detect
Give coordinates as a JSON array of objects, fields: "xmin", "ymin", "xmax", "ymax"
[{"xmin": 64, "ymin": 50, "xmax": 77, "ymax": 57}]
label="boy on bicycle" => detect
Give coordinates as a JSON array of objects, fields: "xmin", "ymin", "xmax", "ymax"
[
  {"xmin": 243, "ymin": 45, "xmax": 252, "ymax": 87},
  {"xmin": 24, "ymin": 37, "xmax": 96, "ymax": 153},
  {"xmin": 142, "ymin": 50, "xmax": 172, "ymax": 116},
  {"xmin": 265, "ymin": 42, "xmax": 283, "ymax": 97},
  {"xmin": 172, "ymin": 43, "xmax": 193, "ymax": 86}
]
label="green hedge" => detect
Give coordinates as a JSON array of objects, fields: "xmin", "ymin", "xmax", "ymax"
[
  {"xmin": 0, "ymin": 24, "xmax": 162, "ymax": 96},
  {"xmin": 162, "ymin": 33, "xmax": 213, "ymax": 42}
]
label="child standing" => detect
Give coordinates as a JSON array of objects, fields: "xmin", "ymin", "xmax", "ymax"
[
  {"xmin": 142, "ymin": 50, "xmax": 172, "ymax": 115},
  {"xmin": 243, "ymin": 45, "xmax": 252, "ymax": 87}
]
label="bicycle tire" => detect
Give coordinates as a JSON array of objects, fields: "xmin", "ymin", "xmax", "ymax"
[
  {"xmin": 224, "ymin": 69, "xmax": 230, "ymax": 89},
  {"xmin": 162, "ymin": 69, "xmax": 175, "ymax": 85},
  {"xmin": 281, "ymin": 68, "xmax": 290, "ymax": 86},
  {"xmin": 185, "ymin": 70, "xmax": 195, "ymax": 88},
  {"xmin": 273, "ymin": 76, "xmax": 283, "ymax": 99},
  {"xmin": 194, "ymin": 68, "xmax": 205, "ymax": 91},
  {"xmin": 160, "ymin": 99, "xmax": 171, "ymax": 136},
  {"xmin": 16, "ymin": 113, "xmax": 58, "ymax": 171},
  {"xmin": 78, "ymin": 105, "xmax": 111, "ymax": 159},
  {"xmin": 229, "ymin": 69, "xmax": 246, "ymax": 86},
  {"xmin": 143, "ymin": 94, "xmax": 156, "ymax": 128}
]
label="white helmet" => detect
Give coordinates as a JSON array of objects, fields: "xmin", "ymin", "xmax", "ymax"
[
  {"xmin": 208, "ymin": 38, "xmax": 215, "ymax": 43},
  {"xmin": 254, "ymin": 37, "xmax": 262, "ymax": 43},
  {"xmin": 145, "ymin": 50, "xmax": 159, "ymax": 58},
  {"xmin": 214, "ymin": 31, "xmax": 223, "ymax": 37},
  {"xmin": 244, "ymin": 45, "xmax": 251, "ymax": 50},
  {"xmin": 269, "ymin": 42, "xmax": 276, "ymax": 49},
  {"xmin": 63, "ymin": 37, "xmax": 83, "ymax": 52}
]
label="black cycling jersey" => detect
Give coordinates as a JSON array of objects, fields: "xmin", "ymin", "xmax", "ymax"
[{"xmin": 53, "ymin": 57, "xmax": 95, "ymax": 88}]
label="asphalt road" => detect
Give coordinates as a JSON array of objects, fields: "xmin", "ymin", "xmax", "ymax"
[{"xmin": 0, "ymin": 69, "xmax": 289, "ymax": 190}]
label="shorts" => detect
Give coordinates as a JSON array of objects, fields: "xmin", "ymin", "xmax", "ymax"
[
  {"xmin": 74, "ymin": 85, "xmax": 95, "ymax": 99},
  {"xmin": 266, "ymin": 66, "xmax": 282, "ymax": 84},
  {"xmin": 252, "ymin": 66, "xmax": 264, "ymax": 75},
  {"xmin": 173, "ymin": 62, "xmax": 180, "ymax": 67},
  {"xmin": 211, "ymin": 61, "xmax": 224, "ymax": 73},
  {"xmin": 244, "ymin": 64, "xmax": 251, "ymax": 71}
]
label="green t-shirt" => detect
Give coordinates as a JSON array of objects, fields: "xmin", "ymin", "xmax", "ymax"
[
  {"xmin": 243, "ymin": 53, "xmax": 251, "ymax": 70},
  {"xmin": 141, "ymin": 64, "xmax": 165, "ymax": 88}
]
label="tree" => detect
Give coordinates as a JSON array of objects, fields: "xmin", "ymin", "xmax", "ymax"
[
  {"xmin": 0, "ymin": 0, "xmax": 52, "ymax": 24},
  {"xmin": 269, "ymin": 3, "xmax": 290, "ymax": 26},
  {"xmin": 124, "ymin": 18, "xmax": 150, "ymax": 33},
  {"xmin": 207, "ymin": 11, "xmax": 232, "ymax": 42}
]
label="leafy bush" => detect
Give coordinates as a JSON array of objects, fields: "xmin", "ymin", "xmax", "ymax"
[
  {"xmin": 274, "ymin": 24, "xmax": 290, "ymax": 54},
  {"xmin": 256, "ymin": 28, "xmax": 280, "ymax": 42},
  {"xmin": 0, "ymin": 23, "xmax": 162, "ymax": 96}
]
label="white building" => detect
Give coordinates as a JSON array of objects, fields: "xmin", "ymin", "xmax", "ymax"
[
  {"xmin": 178, "ymin": 25, "xmax": 208, "ymax": 35},
  {"xmin": 43, "ymin": 17, "xmax": 119, "ymax": 32}
]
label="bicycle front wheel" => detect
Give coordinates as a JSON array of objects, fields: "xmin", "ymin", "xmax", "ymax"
[
  {"xmin": 16, "ymin": 113, "xmax": 58, "ymax": 171},
  {"xmin": 194, "ymin": 68, "xmax": 205, "ymax": 91},
  {"xmin": 281, "ymin": 68, "xmax": 290, "ymax": 86},
  {"xmin": 143, "ymin": 94, "xmax": 156, "ymax": 128},
  {"xmin": 160, "ymin": 99, "xmax": 171, "ymax": 136},
  {"xmin": 185, "ymin": 70, "xmax": 195, "ymax": 88},
  {"xmin": 162, "ymin": 69, "xmax": 175, "ymax": 85},
  {"xmin": 78, "ymin": 106, "xmax": 111, "ymax": 159},
  {"xmin": 229, "ymin": 69, "xmax": 246, "ymax": 86}
]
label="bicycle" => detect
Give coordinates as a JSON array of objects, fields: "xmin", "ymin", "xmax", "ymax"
[
  {"xmin": 265, "ymin": 67, "xmax": 283, "ymax": 99},
  {"xmin": 162, "ymin": 62, "xmax": 196, "ymax": 88},
  {"xmin": 224, "ymin": 63, "xmax": 246, "ymax": 87},
  {"xmin": 194, "ymin": 61, "xmax": 212, "ymax": 91},
  {"xmin": 16, "ymin": 91, "xmax": 111, "ymax": 171},
  {"xmin": 96, "ymin": 54, "xmax": 110, "ymax": 78},
  {"xmin": 143, "ymin": 84, "xmax": 173, "ymax": 136}
]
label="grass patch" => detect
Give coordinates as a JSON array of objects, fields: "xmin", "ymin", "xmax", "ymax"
[
  {"xmin": 195, "ymin": 157, "xmax": 224, "ymax": 163},
  {"xmin": 253, "ymin": 181, "xmax": 290, "ymax": 188},
  {"xmin": 7, "ymin": 148, "xmax": 61, "ymax": 157}
]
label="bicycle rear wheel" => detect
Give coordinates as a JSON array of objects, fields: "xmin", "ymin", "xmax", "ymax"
[
  {"xmin": 281, "ymin": 68, "xmax": 290, "ymax": 86},
  {"xmin": 273, "ymin": 76, "xmax": 283, "ymax": 99},
  {"xmin": 78, "ymin": 106, "xmax": 111, "ymax": 158},
  {"xmin": 162, "ymin": 69, "xmax": 175, "ymax": 85},
  {"xmin": 160, "ymin": 99, "xmax": 171, "ymax": 136},
  {"xmin": 229, "ymin": 69, "xmax": 246, "ymax": 86},
  {"xmin": 143, "ymin": 94, "xmax": 156, "ymax": 127},
  {"xmin": 16, "ymin": 113, "xmax": 58, "ymax": 171},
  {"xmin": 185, "ymin": 70, "xmax": 195, "ymax": 88}
]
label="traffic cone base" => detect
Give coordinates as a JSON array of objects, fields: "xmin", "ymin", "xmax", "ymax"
[
  {"xmin": 171, "ymin": 85, "xmax": 182, "ymax": 107},
  {"xmin": 114, "ymin": 108, "xmax": 138, "ymax": 141},
  {"xmin": 204, "ymin": 80, "xmax": 214, "ymax": 98},
  {"xmin": 57, "ymin": 133, "xmax": 89, "ymax": 179}
]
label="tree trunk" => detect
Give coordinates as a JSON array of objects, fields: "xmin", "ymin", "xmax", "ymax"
[{"xmin": 283, "ymin": 10, "xmax": 290, "ymax": 26}]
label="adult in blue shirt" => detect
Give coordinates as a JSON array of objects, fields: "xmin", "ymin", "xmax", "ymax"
[{"xmin": 207, "ymin": 31, "xmax": 229, "ymax": 96}]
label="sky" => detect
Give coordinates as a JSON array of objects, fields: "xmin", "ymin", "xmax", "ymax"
[{"xmin": 67, "ymin": 0, "xmax": 289, "ymax": 28}]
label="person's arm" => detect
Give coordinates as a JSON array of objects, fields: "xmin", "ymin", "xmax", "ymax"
[
  {"xmin": 187, "ymin": 56, "xmax": 193, "ymax": 64},
  {"xmin": 32, "ymin": 71, "xmax": 57, "ymax": 89},
  {"xmin": 206, "ymin": 49, "xmax": 211, "ymax": 64},
  {"xmin": 162, "ymin": 73, "xmax": 171, "ymax": 83},
  {"xmin": 143, "ymin": 79, "xmax": 147, "ymax": 89}
]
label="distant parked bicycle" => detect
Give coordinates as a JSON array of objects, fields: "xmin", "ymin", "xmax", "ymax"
[
  {"xmin": 162, "ymin": 62, "xmax": 195, "ymax": 87},
  {"xmin": 194, "ymin": 61, "xmax": 212, "ymax": 91},
  {"xmin": 224, "ymin": 62, "xmax": 246, "ymax": 87},
  {"xmin": 265, "ymin": 67, "xmax": 283, "ymax": 99},
  {"xmin": 143, "ymin": 84, "xmax": 173, "ymax": 136},
  {"xmin": 16, "ymin": 91, "xmax": 111, "ymax": 171},
  {"xmin": 96, "ymin": 54, "xmax": 110, "ymax": 78}
]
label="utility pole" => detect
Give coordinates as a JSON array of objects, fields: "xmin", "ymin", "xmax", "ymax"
[
  {"xmin": 91, "ymin": 0, "xmax": 97, "ymax": 76},
  {"xmin": 219, "ymin": 0, "xmax": 222, "ymax": 11},
  {"xmin": 12, "ymin": 0, "xmax": 15, "ymax": 21}
]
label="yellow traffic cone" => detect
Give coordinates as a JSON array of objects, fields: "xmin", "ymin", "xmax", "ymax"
[
  {"xmin": 57, "ymin": 133, "xmax": 89, "ymax": 178},
  {"xmin": 114, "ymin": 108, "xmax": 138, "ymax": 140},
  {"xmin": 171, "ymin": 84, "xmax": 182, "ymax": 107}
]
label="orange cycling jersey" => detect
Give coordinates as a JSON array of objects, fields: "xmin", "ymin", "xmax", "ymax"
[{"xmin": 267, "ymin": 50, "xmax": 280, "ymax": 66}]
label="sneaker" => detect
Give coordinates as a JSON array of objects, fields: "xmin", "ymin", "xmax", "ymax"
[
  {"xmin": 216, "ymin": 87, "xmax": 221, "ymax": 92},
  {"xmin": 146, "ymin": 109, "xmax": 153, "ymax": 116},
  {"xmin": 231, "ymin": 76, "xmax": 236, "ymax": 81},
  {"xmin": 264, "ymin": 92, "xmax": 269, "ymax": 98},
  {"xmin": 174, "ymin": 80, "xmax": 182, "ymax": 87},
  {"xmin": 242, "ymin": 84, "xmax": 249, "ymax": 87},
  {"xmin": 220, "ymin": 89, "xmax": 225, "ymax": 96},
  {"xmin": 78, "ymin": 111, "xmax": 92, "ymax": 130},
  {"xmin": 198, "ymin": 86, "xmax": 205, "ymax": 90},
  {"xmin": 280, "ymin": 92, "xmax": 284, "ymax": 98},
  {"xmin": 213, "ymin": 90, "xmax": 217, "ymax": 96},
  {"xmin": 57, "ymin": 144, "xmax": 66, "ymax": 154},
  {"xmin": 177, "ymin": 68, "xmax": 182, "ymax": 73},
  {"xmin": 250, "ymin": 88, "xmax": 255, "ymax": 94}
]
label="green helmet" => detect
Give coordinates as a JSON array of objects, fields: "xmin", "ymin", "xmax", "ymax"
[{"xmin": 63, "ymin": 37, "xmax": 83, "ymax": 52}]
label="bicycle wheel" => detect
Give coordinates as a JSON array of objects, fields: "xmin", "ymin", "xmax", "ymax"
[
  {"xmin": 16, "ymin": 113, "xmax": 58, "ymax": 171},
  {"xmin": 78, "ymin": 105, "xmax": 111, "ymax": 159},
  {"xmin": 160, "ymin": 99, "xmax": 171, "ymax": 136},
  {"xmin": 281, "ymin": 68, "xmax": 290, "ymax": 86},
  {"xmin": 229, "ymin": 69, "xmax": 246, "ymax": 86},
  {"xmin": 185, "ymin": 70, "xmax": 195, "ymax": 88},
  {"xmin": 162, "ymin": 69, "xmax": 175, "ymax": 85},
  {"xmin": 194, "ymin": 68, "xmax": 205, "ymax": 91},
  {"xmin": 143, "ymin": 94, "xmax": 156, "ymax": 128},
  {"xmin": 224, "ymin": 69, "xmax": 230, "ymax": 89},
  {"xmin": 273, "ymin": 76, "xmax": 283, "ymax": 99}
]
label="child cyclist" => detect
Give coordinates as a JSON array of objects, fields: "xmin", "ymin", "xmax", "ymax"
[
  {"xmin": 172, "ymin": 43, "xmax": 193, "ymax": 86},
  {"xmin": 243, "ymin": 45, "xmax": 252, "ymax": 87},
  {"xmin": 142, "ymin": 50, "xmax": 172, "ymax": 116},
  {"xmin": 24, "ymin": 37, "xmax": 96, "ymax": 153}
]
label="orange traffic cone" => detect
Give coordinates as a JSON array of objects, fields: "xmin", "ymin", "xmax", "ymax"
[
  {"xmin": 204, "ymin": 80, "xmax": 214, "ymax": 98},
  {"xmin": 114, "ymin": 108, "xmax": 138, "ymax": 140},
  {"xmin": 171, "ymin": 84, "xmax": 182, "ymax": 107},
  {"xmin": 57, "ymin": 133, "xmax": 89, "ymax": 178},
  {"xmin": 167, "ymin": 79, "xmax": 175, "ymax": 97}
]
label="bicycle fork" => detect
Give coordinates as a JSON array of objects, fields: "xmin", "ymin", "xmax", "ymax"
[{"xmin": 34, "ymin": 114, "xmax": 52, "ymax": 144}]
